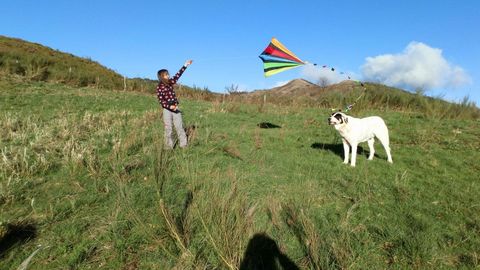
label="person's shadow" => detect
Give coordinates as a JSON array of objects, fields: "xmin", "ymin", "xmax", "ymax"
[
  {"xmin": 239, "ymin": 233, "xmax": 300, "ymax": 270},
  {"xmin": 0, "ymin": 222, "xmax": 37, "ymax": 258}
]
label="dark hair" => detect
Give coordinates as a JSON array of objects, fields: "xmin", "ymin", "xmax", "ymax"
[{"xmin": 157, "ymin": 69, "xmax": 169, "ymax": 81}]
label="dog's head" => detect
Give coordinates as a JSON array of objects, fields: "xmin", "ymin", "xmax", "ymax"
[{"xmin": 328, "ymin": 112, "xmax": 349, "ymax": 126}]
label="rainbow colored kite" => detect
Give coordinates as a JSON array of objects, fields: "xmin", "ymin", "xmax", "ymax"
[{"xmin": 259, "ymin": 38, "xmax": 305, "ymax": 77}]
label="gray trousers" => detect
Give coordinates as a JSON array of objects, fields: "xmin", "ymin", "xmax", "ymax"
[{"xmin": 163, "ymin": 109, "xmax": 187, "ymax": 148}]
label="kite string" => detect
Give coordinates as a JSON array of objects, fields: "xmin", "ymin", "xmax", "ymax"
[
  {"xmin": 347, "ymin": 90, "xmax": 365, "ymax": 111},
  {"xmin": 193, "ymin": 56, "xmax": 253, "ymax": 63},
  {"xmin": 314, "ymin": 63, "xmax": 367, "ymax": 113},
  {"xmin": 331, "ymin": 85, "xmax": 366, "ymax": 113}
]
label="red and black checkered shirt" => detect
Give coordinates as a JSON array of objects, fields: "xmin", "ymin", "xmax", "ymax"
[{"xmin": 156, "ymin": 65, "xmax": 187, "ymax": 109}]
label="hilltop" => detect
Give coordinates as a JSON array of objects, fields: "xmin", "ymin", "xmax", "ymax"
[{"xmin": 261, "ymin": 79, "xmax": 321, "ymax": 96}]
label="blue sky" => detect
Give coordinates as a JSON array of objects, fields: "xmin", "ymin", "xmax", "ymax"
[{"xmin": 2, "ymin": 0, "xmax": 479, "ymax": 104}]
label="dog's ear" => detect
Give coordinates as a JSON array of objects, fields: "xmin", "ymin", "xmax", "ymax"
[{"xmin": 334, "ymin": 113, "xmax": 343, "ymax": 123}]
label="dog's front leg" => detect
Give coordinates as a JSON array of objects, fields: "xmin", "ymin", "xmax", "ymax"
[
  {"xmin": 342, "ymin": 138, "xmax": 350, "ymax": 164},
  {"xmin": 350, "ymin": 143, "xmax": 358, "ymax": 167}
]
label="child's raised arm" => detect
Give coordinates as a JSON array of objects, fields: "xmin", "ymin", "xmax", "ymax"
[{"xmin": 170, "ymin": 60, "xmax": 193, "ymax": 84}]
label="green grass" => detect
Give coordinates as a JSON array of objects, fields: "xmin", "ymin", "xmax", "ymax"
[{"xmin": 1, "ymin": 81, "xmax": 479, "ymax": 269}]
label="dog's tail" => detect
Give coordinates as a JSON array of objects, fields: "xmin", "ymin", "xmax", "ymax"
[{"xmin": 375, "ymin": 124, "xmax": 393, "ymax": 163}]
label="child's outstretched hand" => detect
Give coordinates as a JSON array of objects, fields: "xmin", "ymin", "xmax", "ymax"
[{"xmin": 184, "ymin": 60, "xmax": 193, "ymax": 67}]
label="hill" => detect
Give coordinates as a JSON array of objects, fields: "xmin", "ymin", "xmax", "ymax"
[
  {"xmin": 248, "ymin": 79, "xmax": 480, "ymax": 119},
  {"xmin": 0, "ymin": 35, "xmax": 128, "ymax": 89},
  {"xmin": 259, "ymin": 78, "xmax": 321, "ymax": 96}
]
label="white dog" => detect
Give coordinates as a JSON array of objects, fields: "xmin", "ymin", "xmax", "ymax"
[{"xmin": 328, "ymin": 112, "xmax": 393, "ymax": 167}]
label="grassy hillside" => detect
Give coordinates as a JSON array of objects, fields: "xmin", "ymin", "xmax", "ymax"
[
  {"xmin": 0, "ymin": 36, "xmax": 127, "ymax": 89},
  {"xmin": 1, "ymin": 80, "xmax": 479, "ymax": 269}
]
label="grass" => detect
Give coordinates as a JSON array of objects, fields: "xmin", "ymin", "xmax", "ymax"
[{"xmin": 1, "ymin": 80, "xmax": 479, "ymax": 269}]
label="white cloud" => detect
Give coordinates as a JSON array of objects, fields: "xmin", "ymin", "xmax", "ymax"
[
  {"xmin": 361, "ymin": 42, "xmax": 471, "ymax": 90},
  {"xmin": 301, "ymin": 64, "xmax": 354, "ymax": 86}
]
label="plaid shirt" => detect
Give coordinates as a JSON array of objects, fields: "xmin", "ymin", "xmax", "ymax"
[{"xmin": 156, "ymin": 65, "xmax": 187, "ymax": 110}]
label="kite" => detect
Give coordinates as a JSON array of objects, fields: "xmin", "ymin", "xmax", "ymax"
[
  {"xmin": 258, "ymin": 38, "xmax": 366, "ymax": 109},
  {"xmin": 259, "ymin": 38, "xmax": 306, "ymax": 77}
]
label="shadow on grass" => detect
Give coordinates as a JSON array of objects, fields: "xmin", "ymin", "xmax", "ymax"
[
  {"xmin": 185, "ymin": 124, "xmax": 197, "ymax": 140},
  {"xmin": 311, "ymin": 142, "xmax": 380, "ymax": 159},
  {"xmin": 257, "ymin": 122, "xmax": 281, "ymax": 129},
  {"xmin": 175, "ymin": 190, "xmax": 193, "ymax": 236},
  {"xmin": 0, "ymin": 221, "xmax": 37, "ymax": 258},
  {"xmin": 239, "ymin": 233, "xmax": 299, "ymax": 270}
]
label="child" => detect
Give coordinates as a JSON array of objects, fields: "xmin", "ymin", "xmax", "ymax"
[{"xmin": 157, "ymin": 60, "xmax": 193, "ymax": 149}]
